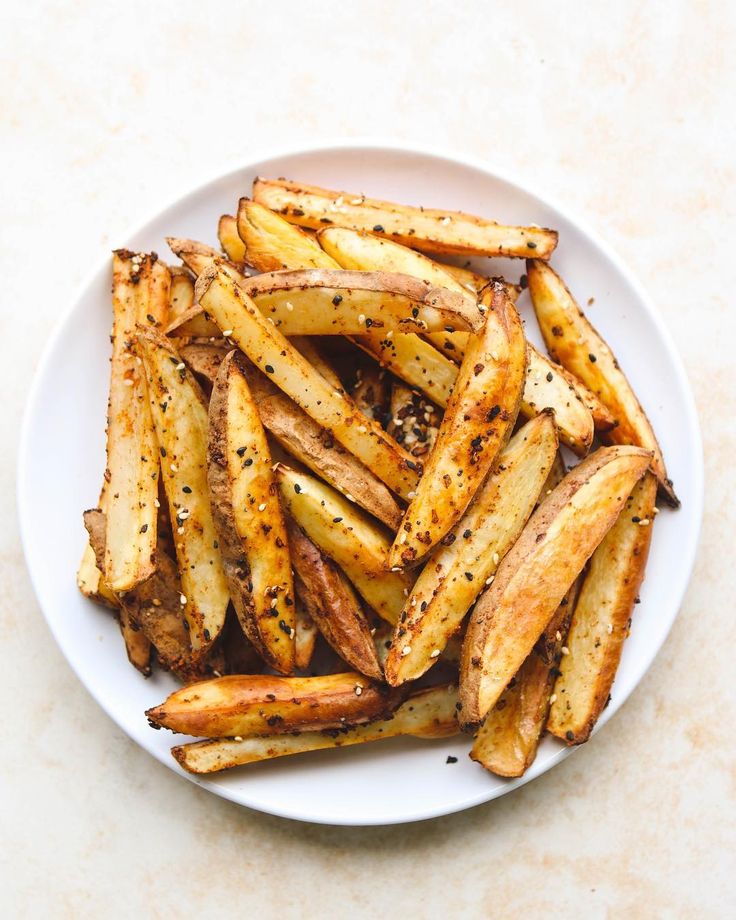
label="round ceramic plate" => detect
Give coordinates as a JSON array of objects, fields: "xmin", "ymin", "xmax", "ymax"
[{"xmin": 18, "ymin": 142, "xmax": 703, "ymax": 825}]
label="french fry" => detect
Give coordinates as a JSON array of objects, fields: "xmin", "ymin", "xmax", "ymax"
[
  {"xmin": 168, "ymin": 266, "xmax": 195, "ymax": 324},
  {"xmin": 459, "ymin": 445, "xmax": 652, "ymax": 729},
  {"xmin": 288, "ymin": 519, "xmax": 383, "ymax": 679},
  {"xmin": 253, "ymin": 177, "xmax": 558, "ymax": 259},
  {"xmin": 195, "ymin": 262, "xmax": 419, "ymax": 499},
  {"xmin": 385, "ymin": 412, "xmax": 558, "ymax": 686},
  {"xmin": 217, "ymin": 214, "xmax": 246, "ymax": 263},
  {"xmin": 207, "ymin": 350, "xmax": 296, "ymax": 674},
  {"xmin": 527, "ymin": 259, "xmax": 677, "ymax": 504},
  {"xmin": 137, "ymin": 328, "xmax": 229, "ymax": 654},
  {"xmin": 288, "ymin": 336, "xmax": 344, "ymax": 390},
  {"xmin": 171, "ymin": 683, "xmax": 459, "ymax": 773},
  {"xmin": 77, "ymin": 540, "xmax": 119, "ymax": 609},
  {"xmin": 237, "ymin": 198, "xmax": 339, "ymax": 271},
  {"xmin": 276, "ymin": 465, "xmax": 413, "ymax": 624},
  {"xmin": 523, "ymin": 346, "xmax": 594, "ymax": 455},
  {"xmin": 547, "ymin": 472, "xmax": 657, "ymax": 744},
  {"xmin": 388, "ymin": 285, "xmax": 527, "ymax": 568},
  {"xmin": 104, "ymin": 251, "xmax": 169, "ymax": 592},
  {"xmin": 146, "ymin": 671, "xmax": 403, "ymax": 737}
]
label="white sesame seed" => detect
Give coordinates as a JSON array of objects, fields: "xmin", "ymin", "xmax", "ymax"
[
  {"xmin": 386, "ymin": 330, "xmax": 394, "ymax": 339},
  {"xmin": 221, "ymin": 330, "xmax": 233, "ymax": 337},
  {"xmin": 270, "ymin": 598, "xmax": 278, "ymax": 608},
  {"xmin": 152, "ymin": 598, "xmax": 161, "ymax": 607},
  {"xmin": 176, "ymin": 362, "xmax": 185, "ymax": 370},
  {"xmin": 491, "ymin": 351, "xmax": 499, "ymax": 361},
  {"xmin": 233, "ymin": 736, "xmax": 243, "ymax": 742},
  {"xmin": 179, "ymin": 594, "xmax": 187, "ymax": 605},
  {"xmin": 358, "ymin": 314, "xmax": 366, "ymax": 324},
  {"xmin": 555, "ymin": 631, "xmax": 562, "ymax": 641},
  {"xmin": 285, "ymin": 301, "xmax": 294, "ymax": 311},
  {"xmin": 345, "ymin": 493, "xmax": 354, "ymax": 502},
  {"xmin": 410, "ymin": 596, "xmax": 417, "ymax": 607},
  {"xmin": 123, "ymin": 378, "xmax": 134, "ymax": 386},
  {"xmin": 549, "ymin": 693, "xmax": 557, "ymax": 704},
  {"xmin": 153, "ymin": 498, "xmax": 160, "ymax": 508},
  {"xmin": 430, "ymin": 649, "xmax": 441, "ymax": 658},
  {"xmin": 258, "ymin": 503, "xmax": 267, "ymax": 511},
  {"xmin": 638, "ymin": 518, "xmax": 650, "ymax": 526},
  {"xmin": 170, "ymin": 463, "xmax": 178, "ymax": 473},
  {"xmin": 652, "ymin": 506, "xmax": 660, "ymax": 515},
  {"xmin": 358, "ymin": 425, "xmax": 367, "ymax": 433},
  {"xmin": 335, "ymin": 196, "xmax": 344, "ymax": 207},
  {"xmin": 178, "ymin": 510, "xmax": 190, "ymax": 520},
  {"xmin": 401, "ymin": 645, "xmax": 412, "ymax": 656},
  {"xmin": 399, "ymin": 532, "xmax": 407, "ymax": 544},
  {"xmin": 354, "ymin": 684, "xmax": 363, "ymax": 695},
  {"xmin": 403, "ymin": 588, "xmax": 409, "ymax": 596},
  {"xmin": 492, "ymin": 552, "xmax": 500, "ymax": 565},
  {"xmin": 407, "ymin": 491, "xmax": 416, "ymax": 499},
  {"xmin": 350, "ymin": 197, "xmax": 363, "ymax": 205},
  {"xmin": 390, "ymin": 566, "xmax": 402, "ymax": 572},
  {"xmin": 561, "ymin": 646, "xmax": 570, "ymax": 656},
  {"xmin": 607, "ymin": 623, "xmax": 613, "ymax": 634},
  {"xmin": 440, "ymin": 216, "xmax": 451, "ymax": 225},
  {"xmin": 177, "ymin": 526, "xmax": 184, "ymax": 535},
  {"xmin": 485, "ymin": 576, "xmax": 494, "ymax": 585},
  {"xmin": 289, "ymin": 627, "xmax": 295, "ymax": 639}
]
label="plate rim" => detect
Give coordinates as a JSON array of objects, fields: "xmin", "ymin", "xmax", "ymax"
[{"xmin": 17, "ymin": 138, "xmax": 704, "ymax": 825}]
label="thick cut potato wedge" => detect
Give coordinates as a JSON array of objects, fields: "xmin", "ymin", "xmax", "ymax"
[
  {"xmin": 104, "ymin": 251, "xmax": 170, "ymax": 592},
  {"xmin": 77, "ymin": 540, "xmax": 119, "ymax": 609},
  {"xmin": 523, "ymin": 345, "xmax": 594, "ymax": 455},
  {"xmin": 195, "ymin": 262, "xmax": 419, "ymax": 499},
  {"xmin": 388, "ymin": 285, "xmax": 527, "ymax": 568},
  {"xmin": 288, "ymin": 519, "xmax": 383, "ymax": 679},
  {"xmin": 276, "ymin": 466, "xmax": 413, "ymax": 624},
  {"xmin": 171, "ymin": 683, "xmax": 459, "ymax": 773},
  {"xmin": 146, "ymin": 672, "xmax": 402, "ymax": 737},
  {"xmin": 459, "ymin": 445, "xmax": 652, "ymax": 729},
  {"xmin": 238, "ymin": 268, "xmax": 483, "ymax": 335},
  {"xmin": 208, "ymin": 350, "xmax": 296, "ymax": 674},
  {"xmin": 385, "ymin": 413, "xmax": 558, "ymax": 686},
  {"xmin": 386, "ymin": 383, "xmax": 441, "ymax": 460},
  {"xmin": 353, "ymin": 328, "xmax": 458, "ymax": 409},
  {"xmin": 237, "ymin": 198, "xmax": 339, "ymax": 271},
  {"xmin": 471, "ymin": 576, "xmax": 581, "ymax": 777},
  {"xmin": 527, "ymin": 259, "xmax": 677, "ymax": 504},
  {"xmin": 547, "ymin": 472, "xmax": 657, "ymax": 744},
  {"xmin": 253, "ymin": 177, "xmax": 558, "ymax": 259},
  {"xmin": 137, "ymin": 328, "xmax": 229, "ymax": 654},
  {"xmin": 217, "ymin": 214, "xmax": 246, "ymax": 263}
]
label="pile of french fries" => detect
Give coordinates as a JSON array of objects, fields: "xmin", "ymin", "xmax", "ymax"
[{"xmin": 77, "ymin": 177, "xmax": 677, "ymax": 779}]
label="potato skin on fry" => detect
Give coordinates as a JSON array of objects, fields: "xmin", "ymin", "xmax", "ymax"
[
  {"xmin": 459, "ymin": 445, "xmax": 652, "ymax": 729},
  {"xmin": 288, "ymin": 519, "xmax": 383, "ymax": 680},
  {"xmin": 207, "ymin": 350, "xmax": 295, "ymax": 674},
  {"xmin": 170, "ymin": 683, "xmax": 459, "ymax": 773},
  {"xmin": 527, "ymin": 259, "xmax": 677, "ymax": 505},
  {"xmin": 254, "ymin": 177, "xmax": 558, "ymax": 259},
  {"xmin": 388, "ymin": 285, "xmax": 526, "ymax": 569},
  {"xmin": 547, "ymin": 472, "xmax": 657, "ymax": 744},
  {"xmin": 146, "ymin": 672, "xmax": 401, "ymax": 738}
]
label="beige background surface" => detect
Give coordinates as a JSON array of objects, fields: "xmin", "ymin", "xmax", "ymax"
[{"xmin": 2, "ymin": 2, "xmax": 734, "ymax": 917}]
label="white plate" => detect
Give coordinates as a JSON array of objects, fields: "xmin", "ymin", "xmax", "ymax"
[{"xmin": 18, "ymin": 142, "xmax": 703, "ymax": 826}]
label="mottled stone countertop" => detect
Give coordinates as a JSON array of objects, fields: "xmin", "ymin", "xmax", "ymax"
[{"xmin": 2, "ymin": 2, "xmax": 734, "ymax": 917}]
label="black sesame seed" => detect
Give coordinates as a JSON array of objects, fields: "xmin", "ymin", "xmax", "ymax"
[{"xmin": 265, "ymin": 364, "xmax": 275, "ymax": 374}]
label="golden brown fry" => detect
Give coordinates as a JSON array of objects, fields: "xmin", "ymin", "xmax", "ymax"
[
  {"xmin": 288, "ymin": 336, "xmax": 344, "ymax": 390},
  {"xmin": 207, "ymin": 350, "xmax": 295, "ymax": 674},
  {"xmin": 385, "ymin": 412, "xmax": 558, "ymax": 686},
  {"xmin": 237, "ymin": 198, "xmax": 339, "ymax": 271},
  {"xmin": 459, "ymin": 445, "xmax": 652, "ymax": 729},
  {"xmin": 171, "ymin": 683, "xmax": 459, "ymax": 773},
  {"xmin": 195, "ymin": 262, "xmax": 419, "ymax": 499},
  {"xmin": 527, "ymin": 259, "xmax": 677, "ymax": 504},
  {"xmin": 288, "ymin": 519, "xmax": 383, "ymax": 679},
  {"xmin": 471, "ymin": 575, "xmax": 581, "ymax": 777},
  {"xmin": 547, "ymin": 473, "xmax": 657, "ymax": 744},
  {"xmin": 217, "ymin": 214, "xmax": 246, "ymax": 263},
  {"xmin": 137, "ymin": 328, "xmax": 229, "ymax": 654},
  {"xmin": 276, "ymin": 466, "xmax": 413, "ymax": 624},
  {"xmin": 388, "ymin": 285, "xmax": 526, "ymax": 568},
  {"xmin": 168, "ymin": 267, "xmax": 195, "ymax": 324},
  {"xmin": 147, "ymin": 671, "xmax": 402, "ymax": 738},
  {"xmin": 104, "ymin": 251, "xmax": 169, "ymax": 592},
  {"xmin": 254, "ymin": 177, "xmax": 558, "ymax": 259}
]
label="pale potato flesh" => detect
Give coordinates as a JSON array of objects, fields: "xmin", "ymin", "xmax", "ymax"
[
  {"xmin": 217, "ymin": 214, "xmax": 246, "ymax": 263},
  {"xmin": 238, "ymin": 198, "xmax": 339, "ymax": 271}
]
